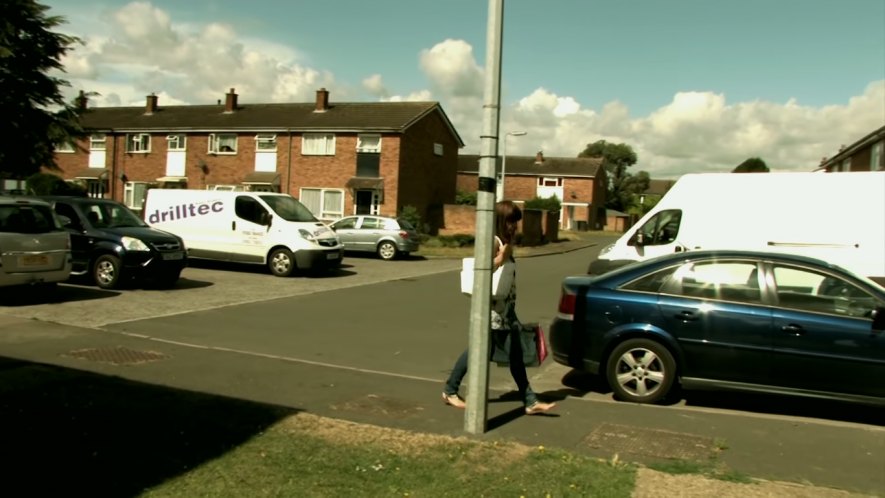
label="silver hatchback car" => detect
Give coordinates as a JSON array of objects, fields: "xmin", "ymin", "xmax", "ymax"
[
  {"xmin": 0, "ymin": 197, "xmax": 72, "ymax": 289},
  {"xmin": 329, "ymin": 215, "xmax": 420, "ymax": 260}
]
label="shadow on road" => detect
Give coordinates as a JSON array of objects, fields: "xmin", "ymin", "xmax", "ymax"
[
  {"xmin": 0, "ymin": 356, "xmax": 298, "ymax": 496},
  {"xmin": 0, "ymin": 284, "xmax": 121, "ymax": 307},
  {"xmin": 558, "ymin": 368, "xmax": 884, "ymax": 426}
]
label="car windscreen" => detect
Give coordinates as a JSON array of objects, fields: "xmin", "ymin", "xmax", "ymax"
[
  {"xmin": 0, "ymin": 205, "xmax": 60, "ymax": 233},
  {"xmin": 83, "ymin": 202, "xmax": 148, "ymax": 228},
  {"xmin": 260, "ymin": 195, "xmax": 318, "ymax": 222}
]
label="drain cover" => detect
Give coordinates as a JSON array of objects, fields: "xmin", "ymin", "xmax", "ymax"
[
  {"xmin": 583, "ymin": 423, "xmax": 717, "ymax": 460},
  {"xmin": 64, "ymin": 347, "xmax": 169, "ymax": 366}
]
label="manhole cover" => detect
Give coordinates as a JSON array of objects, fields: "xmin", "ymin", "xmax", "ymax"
[
  {"xmin": 583, "ymin": 423, "xmax": 717, "ymax": 460},
  {"xmin": 63, "ymin": 347, "xmax": 169, "ymax": 366},
  {"xmin": 330, "ymin": 394, "xmax": 425, "ymax": 418}
]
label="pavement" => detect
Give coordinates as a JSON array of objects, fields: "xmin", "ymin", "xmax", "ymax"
[{"xmin": 0, "ymin": 232, "xmax": 882, "ymax": 497}]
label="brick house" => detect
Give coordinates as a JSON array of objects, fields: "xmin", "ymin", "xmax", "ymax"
[
  {"xmin": 456, "ymin": 152, "xmax": 607, "ymax": 230},
  {"xmin": 51, "ymin": 88, "xmax": 464, "ymax": 230},
  {"xmin": 816, "ymin": 125, "xmax": 885, "ymax": 172}
]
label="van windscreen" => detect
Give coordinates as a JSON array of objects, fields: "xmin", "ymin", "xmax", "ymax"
[{"xmin": 260, "ymin": 195, "xmax": 318, "ymax": 222}]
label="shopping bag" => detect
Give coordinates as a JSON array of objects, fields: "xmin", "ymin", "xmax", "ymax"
[
  {"xmin": 460, "ymin": 258, "xmax": 515, "ymax": 299},
  {"xmin": 491, "ymin": 323, "xmax": 544, "ymax": 367}
]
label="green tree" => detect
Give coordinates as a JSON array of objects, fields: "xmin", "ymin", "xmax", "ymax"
[
  {"xmin": 1, "ymin": 0, "xmax": 85, "ymax": 178},
  {"xmin": 733, "ymin": 157, "xmax": 770, "ymax": 173},
  {"xmin": 578, "ymin": 140, "xmax": 643, "ymax": 211}
]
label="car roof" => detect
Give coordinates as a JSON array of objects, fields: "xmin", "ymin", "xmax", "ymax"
[{"xmin": 0, "ymin": 196, "xmax": 52, "ymax": 207}]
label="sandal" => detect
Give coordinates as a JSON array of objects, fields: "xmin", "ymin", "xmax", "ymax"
[
  {"xmin": 525, "ymin": 401, "xmax": 556, "ymax": 415},
  {"xmin": 442, "ymin": 392, "xmax": 466, "ymax": 409}
]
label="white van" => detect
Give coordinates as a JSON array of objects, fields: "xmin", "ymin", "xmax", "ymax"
[
  {"xmin": 591, "ymin": 172, "xmax": 885, "ymax": 285},
  {"xmin": 143, "ymin": 189, "xmax": 343, "ymax": 276}
]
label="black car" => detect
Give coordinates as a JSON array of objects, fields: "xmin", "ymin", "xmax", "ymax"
[{"xmin": 40, "ymin": 196, "xmax": 187, "ymax": 289}]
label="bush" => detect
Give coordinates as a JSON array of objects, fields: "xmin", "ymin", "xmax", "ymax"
[
  {"xmin": 524, "ymin": 195, "xmax": 561, "ymax": 212},
  {"xmin": 25, "ymin": 173, "xmax": 87, "ymax": 196},
  {"xmin": 399, "ymin": 205, "xmax": 423, "ymax": 233},
  {"xmin": 455, "ymin": 190, "xmax": 477, "ymax": 206}
]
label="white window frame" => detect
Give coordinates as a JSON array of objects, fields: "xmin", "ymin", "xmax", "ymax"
[
  {"xmin": 209, "ymin": 133, "xmax": 238, "ymax": 154},
  {"xmin": 123, "ymin": 181, "xmax": 150, "ymax": 210},
  {"xmin": 538, "ymin": 177, "xmax": 563, "ymax": 187},
  {"xmin": 255, "ymin": 133, "xmax": 277, "ymax": 152},
  {"xmin": 871, "ymin": 141, "xmax": 883, "ymax": 171},
  {"xmin": 433, "ymin": 143, "xmax": 444, "ymax": 156},
  {"xmin": 356, "ymin": 134, "xmax": 381, "ymax": 153},
  {"xmin": 302, "ymin": 133, "xmax": 336, "ymax": 156},
  {"xmin": 300, "ymin": 187, "xmax": 344, "ymax": 219},
  {"xmin": 90, "ymin": 134, "xmax": 106, "ymax": 151},
  {"xmin": 126, "ymin": 133, "xmax": 151, "ymax": 153},
  {"xmin": 167, "ymin": 134, "xmax": 186, "ymax": 151}
]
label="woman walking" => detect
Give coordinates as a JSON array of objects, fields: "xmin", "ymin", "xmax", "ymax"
[{"xmin": 442, "ymin": 200, "xmax": 555, "ymax": 415}]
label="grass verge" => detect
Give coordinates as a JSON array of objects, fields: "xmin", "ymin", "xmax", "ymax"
[{"xmin": 141, "ymin": 413, "xmax": 637, "ymax": 497}]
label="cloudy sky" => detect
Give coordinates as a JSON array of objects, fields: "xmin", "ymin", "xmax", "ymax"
[{"xmin": 44, "ymin": 0, "xmax": 885, "ymax": 178}]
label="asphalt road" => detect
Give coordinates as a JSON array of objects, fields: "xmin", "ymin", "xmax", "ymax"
[{"xmin": 1, "ymin": 238, "xmax": 883, "ymax": 495}]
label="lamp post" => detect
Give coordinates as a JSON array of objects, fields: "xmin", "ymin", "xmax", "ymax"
[{"xmin": 498, "ymin": 131, "xmax": 527, "ymax": 200}]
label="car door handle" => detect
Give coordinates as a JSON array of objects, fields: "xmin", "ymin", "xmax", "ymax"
[
  {"xmin": 675, "ymin": 310, "xmax": 698, "ymax": 321},
  {"xmin": 781, "ymin": 324, "xmax": 805, "ymax": 336}
]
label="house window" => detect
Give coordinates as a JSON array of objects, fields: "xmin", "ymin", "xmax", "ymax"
[
  {"xmin": 433, "ymin": 143, "xmax": 444, "ymax": 156},
  {"xmin": 538, "ymin": 177, "xmax": 563, "ymax": 187},
  {"xmin": 256, "ymin": 133, "xmax": 277, "ymax": 151},
  {"xmin": 209, "ymin": 133, "xmax": 237, "ymax": 154},
  {"xmin": 126, "ymin": 133, "xmax": 151, "ymax": 153},
  {"xmin": 90, "ymin": 134, "xmax": 106, "ymax": 151},
  {"xmin": 123, "ymin": 182, "xmax": 150, "ymax": 211},
  {"xmin": 840, "ymin": 158, "xmax": 851, "ymax": 172},
  {"xmin": 357, "ymin": 134, "xmax": 381, "ymax": 153},
  {"xmin": 871, "ymin": 141, "xmax": 883, "ymax": 171},
  {"xmin": 299, "ymin": 188, "xmax": 344, "ymax": 220},
  {"xmin": 56, "ymin": 141, "xmax": 75, "ymax": 153},
  {"xmin": 302, "ymin": 133, "xmax": 336, "ymax": 155},
  {"xmin": 167, "ymin": 134, "xmax": 186, "ymax": 151}
]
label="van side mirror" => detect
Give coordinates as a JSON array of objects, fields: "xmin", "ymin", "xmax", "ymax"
[
  {"xmin": 259, "ymin": 212, "xmax": 272, "ymax": 226},
  {"xmin": 872, "ymin": 307, "xmax": 885, "ymax": 331},
  {"xmin": 629, "ymin": 232, "xmax": 645, "ymax": 247}
]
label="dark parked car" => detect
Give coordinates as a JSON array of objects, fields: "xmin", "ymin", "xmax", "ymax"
[
  {"xmin": 551, "ymin": 250, "xmax": 885, "ymax": 406},
  {"xmin": 329, "ymin": 215, "xmax": 419, "ymax": 260},
  {"xmin": 40, "ymin": 196, "xmax": 187, "ymax": 289}
]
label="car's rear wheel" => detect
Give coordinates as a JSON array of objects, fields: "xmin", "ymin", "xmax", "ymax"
[
  {"xmin": 377, "ymin": 241, "xmax": 398, "ymax": 260},
  {"xmin": 268, "ymin": 248, "xmax": 295, "ymax": 277},
  {"xmin": 606, "ymin": 338, "xmax": 676, "ymax": 404},
  {"xmin": 93, "ymin": 254, "xmax": 122, "ymax": 290}
]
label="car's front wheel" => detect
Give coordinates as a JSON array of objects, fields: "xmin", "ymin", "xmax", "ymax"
[
  {"xmin": 93, "ymin": 254, "xmax": 123, "ymax": 290},
  {"xmin": 268, "ymin": 248, "xmax": 295, "ymax": 277},
  {"xmin": 606, "ymin": 338, "xmax": 676, "ymax": 404},
  {"xmin": 377, "ymin": 241, "xmax": 398, "ymax": 261}
]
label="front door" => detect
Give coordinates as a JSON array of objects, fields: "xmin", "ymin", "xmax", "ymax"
[{"xmin": 355, "ymin": 190, "xmax": 379, "ymax": 215}]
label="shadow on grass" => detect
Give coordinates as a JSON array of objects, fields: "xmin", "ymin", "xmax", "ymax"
[{"xmin": 0, "ymin": 356, "xmax": 298, "ymax": 497}]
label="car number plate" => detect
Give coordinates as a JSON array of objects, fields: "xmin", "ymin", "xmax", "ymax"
[
  {"xmin": 326, "ymin": 252, "xmax": 339, "ymax": 260},
  {"xmin": 20, "ymin": 255, "xmax": 49, "ymax": 267},
  {"xmin": 162, "ymin": 251, "xmax": 184, "ymax": 260}
]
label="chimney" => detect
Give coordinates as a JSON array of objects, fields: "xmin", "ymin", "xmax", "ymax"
[
  {"xmin": 224, "ymin": 88, "xmax": 238, "ymax": 113},
  {"xmin": 315, "ymin": 87, "xmax": 329, "ymax": 112},
  {"xmin": 145, "ymin": 93, "xmax": 158, "ymax": 114},
  {"xmin": 535, "ymin": 151, "xmax": 545, "ymax": 164},
  {"xmin": 75, "ymin": 90, "xmax": 88, "ymax": 110}
]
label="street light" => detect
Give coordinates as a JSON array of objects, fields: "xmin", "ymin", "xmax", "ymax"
[{"xmin": 498, "ymin": 131, "xmax": 527, "ymax": 200}]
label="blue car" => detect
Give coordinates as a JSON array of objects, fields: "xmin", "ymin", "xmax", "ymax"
[{"xmin": 550, "ymin": 250, "xmax": 885, "ymax": 405}]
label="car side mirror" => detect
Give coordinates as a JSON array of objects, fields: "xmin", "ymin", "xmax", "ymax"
[
  {"xmin": 629, "ymin": 232, "xmax": 645, "ymax": 247},
  {"xmin": 259, "ymin": 212, "xmax": 272, "ymax": 226},
  {"xmin": 872, "ymin": 307, "xmax": 885, "ymax": 331}
]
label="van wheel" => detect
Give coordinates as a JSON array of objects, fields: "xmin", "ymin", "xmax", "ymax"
[
  {"xmin": 606, "ymin": 338, "xmax": 676, "ymax": 404},
  {"xmin": 268, "ymin": 248, "xmax": 295, "ymax": 277},
  {"xmin": 377, "ymin": 241, "xmax": 398, "ymax": 261},
  {"xmin": 93, "ymin": 254, "xmax": 122, "ymax": 289}
]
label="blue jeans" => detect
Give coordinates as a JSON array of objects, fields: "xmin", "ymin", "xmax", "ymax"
[{"xmin": 444, "ymin": 330, "xmax": 538, "ymax": 407}]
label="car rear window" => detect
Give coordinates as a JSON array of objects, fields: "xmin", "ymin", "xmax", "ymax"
[
  {"xmin": 396, "ymin": 219, "xmax": 415, "ymax": 230},
  {"xmin": 0, "ymin": 204, "xmax": 58, "ymax": 234}
]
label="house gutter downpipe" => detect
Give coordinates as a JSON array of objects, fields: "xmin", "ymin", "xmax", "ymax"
[{"xmin": 464, "ymin": 0, "xmax": 504, "ymax": 435}]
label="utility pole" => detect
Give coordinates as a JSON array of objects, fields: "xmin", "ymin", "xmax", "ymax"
[{"xmin": 464, "ymin": 0, "xmax": 504, "ymax": 435}]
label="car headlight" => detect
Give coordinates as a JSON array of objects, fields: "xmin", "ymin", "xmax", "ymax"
[
  {"xmin": 298, "ymin": 229, "xmax": 317, "ymax": 241},
  {"xmin": 121, "ymin": 236, "xmax": 150, "ymax": 252}
]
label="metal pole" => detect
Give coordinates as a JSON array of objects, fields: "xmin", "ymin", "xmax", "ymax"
[{"xmin": 464, "ymin": 0, "xmax": 503, "ymax": 435}]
